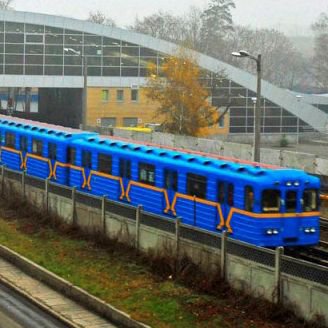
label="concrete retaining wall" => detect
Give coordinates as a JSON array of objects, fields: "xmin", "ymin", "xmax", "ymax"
[
  {"xmin": 112, "ymin": 129, "xmax": 328, "ymax": 176},
  {"xmin": 3, "ymin": 174, "xmax": 328, "ymax": 325}
]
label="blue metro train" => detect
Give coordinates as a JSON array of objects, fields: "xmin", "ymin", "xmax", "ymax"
[{"xmin": 0, "ymin": 116, "xmax": 320, "ymax": 247}]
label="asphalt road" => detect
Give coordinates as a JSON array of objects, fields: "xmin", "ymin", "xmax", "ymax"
[{"xmin": 0, "ymin": 283, "xmax": 68, "ymax": 328}]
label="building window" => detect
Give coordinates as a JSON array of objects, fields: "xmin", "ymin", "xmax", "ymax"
[
  {"xmin": 101, "ymin": 89, "xmax": 109, "ymax": 102},
  {"xmin": 48, "ymin": 143, "xmax": 57, "ymax": 160},
  {"xmin": 139, "ymin": 163, "xmax": 155, "ymax": 185},
  {"xmin": 82, "ymin": 150, "xmax": 92, "ymax": 169},
  {"xmin": 101, "ymin": 117, "xmax": 116, "ymax": 127},
  {"xmin": 32, "ymin": 139, "xmax": 43, "ymax": 156},
  {"xmin": 123, "ymin": 117, "xmax": 138, "ymax": 127},
  {"xmin": 116, "ymin": 89, "xmax": 124, "ymax": 102},
  {"xmin": 67, "ymin": 147, "xmax": 76, "ymax": 165},
  {"xmin": 187, "ymin": 173, "xmax": 207, "ymax": 199},
  {"xmin": 20, "ymin": 136, "xmax": 28, "ymax": 152},
  {"xmin": 5, "ymin": 132, "xmax": 15, "ymax": 148},
  {"xmin": 131, "ymin": 89, "xmax": 139, "ymax": 102},
  {"xmin": 98, "ymin": 153, "xmax": 112, "ymax": 175},
  {"xmin": 218, "ymin": 115, "xmax": 225, "ymax": 128}
]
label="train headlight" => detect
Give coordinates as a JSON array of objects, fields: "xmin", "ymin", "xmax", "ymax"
[
  {"xmin": 273, "ymin": 229, "xmax": 279, "ymax": 234},
  {"xmin": 266, "ymin": 229, "xmax": 273, "ymax": 235},
  {"xmin": 286, "ymin": 182, "xmax": 292, "ymax": 186},
  {"xmin": 294, "ymin": 181, "xmax": 300, "ymax": 187},
  {"xmin": 304, "ymin": 227, "xmax": 316, "ymax": 233},
  {"xmin": 304, "ymin": 228, "xmax": 311, "ymax": 233},
  {"xmin": 310, "ymin": 228, "xmax": 316, "ymax": 233}
]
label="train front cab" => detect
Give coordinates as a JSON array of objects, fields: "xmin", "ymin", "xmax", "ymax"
[{"xmin": 227, "ymin": 177, "xmax": 320, "ymax": 247}]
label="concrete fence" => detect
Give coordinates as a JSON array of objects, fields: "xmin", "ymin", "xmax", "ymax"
[
  {"xmin": 109, "ymin": 129, "xmax": 328, "ymax": 176},
  {"xmin": 2, "ymin": 168, "xmax": 328, "ymax": 325}
]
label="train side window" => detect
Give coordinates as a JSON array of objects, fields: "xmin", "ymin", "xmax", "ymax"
[
  {"xmin": 119, "ymin": 159, "xmax": 131, "ymax": 179},
  {"xmin": 5, "ymin": 132, "xmax": 15, "ymax": 148},
  {"xmin": 187, "ymin": 173, "xmax": 207, "ymax": 199},
  {"xmin": 139, "ymin": 163, "xmax": 155, "ymax": 185},
  {"xmin": 227, "ymin": 183, "xmax": 234, "ymax": 206},
  {"xmin": 67, "ymin": 147, "xmax": 76, "ymax": 165},
  {"xmin": 164, "ymin": 169, "xmax": 178, "ymax": 191},
  {"xmin": 303, "ymin": 189, "xmax": 318, "ymax": 212},
  {"xmin": 286, "ymin": 191, "xmax": 297, "ymax": 213},
  {"xmin": 245, "ymin": 186, "xmax": 254, "ymax": 211},
  {"xmin": 98, "ymin": 153, "xmax": 112, "ymax": 175},
  {"xmin": 262, "ymin": 190, "xmax": 280, "ymax": 213},
  {"xmin": 32, "ymin": 139, "xmax": 43, "ymax": 156},
  {"xmin": 48, "ymin": 143, "xmax": 57, "ymax": 160},
  {"xmin": 82, "ymin": 150, "xmax": 92, "ymax": 169},
  {"xmin": 20, "ymin": 136, "xmax": 28, "ymax": 152}
]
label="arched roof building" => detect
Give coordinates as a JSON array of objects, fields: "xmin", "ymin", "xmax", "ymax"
[{"xmin": 0, "ymin": 9, "xmax": 327, "ymax": 134}]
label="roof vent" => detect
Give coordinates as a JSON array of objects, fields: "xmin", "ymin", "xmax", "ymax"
[
  {"xmin": 47, "ymin": 130, "xmax": 55, "ymax": 135},
  {"xmin": 88, "ymin": 137, "xmax": 96, "ymax": 142},
  {"xmin": 146, "ymin": 149, "xmax": 153, "ymax": 154},
  {"xmin": 159, "ymin": 152, "xmax": 167, "ymax": 157},
  {"xmin": 99, "ymin": 140, "xmax": 105, "ymax": 144},
  {"xmin": 31, "ymin": 127, "xmax": 38, "ymax": 131},
  {"xmin": 39, "ymin": 128, "xmax": 46, "ymax": 133},
  {"xmin": 64, "ymin": 133, "xmax": 72, "ymax": 138},
  {"xmin": 219, "ymin": 163, "xmax": 229, "ymax": 169},
  {"xmin": 204, "ymin": 160, "xmax": 212, "ymax": 166},
  {"xmin": 121, "ymin": 144, "xmax": 129, "ymax": 149},
  {"xmin": 24, "ymin": 125, "xmax": 31, "ymax": 129},
  {"xmin": 237, "ymin": 167, "xmax": 246, "ymax": 172},
  {"xmin": 8, "ymin": 122, "xmax": 15, "ymax": 126},
  {"xmin": 109, "ymin": 142, "xmax": 117, "ymax": 146},
  {"xmin": 173, "ymin": 155, "xmax": 181, "ymax": 159},
  {"xmin": 56, "ymin": 132, "xmax": 63, "ymax": 136},
  {"xmin": 133, "ymin": 146, "xmax": 141, "ymax": 151},
  {"xmin": 15, "ymin": 123, "xmax": 22, "ymax": 127}
]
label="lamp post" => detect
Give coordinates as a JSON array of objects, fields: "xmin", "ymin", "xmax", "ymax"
[
  {"xmin": 232, "ymin": 50, "xmax": 262, "ymax": 162},
  {"xmin": 64, "ymin": 48, "xmax": 87, "ymax": 130}
]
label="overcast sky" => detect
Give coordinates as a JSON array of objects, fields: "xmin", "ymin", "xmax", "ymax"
[{"xmin": 13, "ymin": 0, "xmax": 328, "ymax": 35}]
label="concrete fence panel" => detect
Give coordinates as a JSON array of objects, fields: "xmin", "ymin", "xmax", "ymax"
[
  {"xmin": 281, "ymin": 151, "xmax": 316, "ymax": 173},
  {"xmin": 315, "ymin": 158, "xmax": 328, "ymax": 176},
  {"xmin": 152, "ymin": 132, "xmax": 175, "ymax": 147},
  {"xmin": 223, "ymin": 142, "xmax": 253, "ymax": 161},
  {"xmin": 260, "ymin": 148, "xmax": 282, "ymax": 166}
]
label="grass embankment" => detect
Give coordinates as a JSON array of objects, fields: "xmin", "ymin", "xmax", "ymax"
[{"xmin": 0, "ymin": 196, "xmax": 324, "ymax": 328}]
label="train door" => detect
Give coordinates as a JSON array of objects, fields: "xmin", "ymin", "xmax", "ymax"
[
  {"xmin": 81, "ymin": 149, "xmax": 92, "ymax": 191},
  {"xmin": 283, "ymin": 189, "xmax": 300, "ymax": 240},
  {"xmin": 119, "ymin": 158, "xmax": 131, "ymax": 192},
  {"xmin": 217, "ymin": 181, "xmax": 234, "ymax": 228},
  {"xmin": 19, "ymin": 134, "xmax": 28, "ymax": 170},
  {"xmin": 48, "ymin": 142, "xmax": 57, "ymax": 180},
  {"xmin": 164, "ymin": 169, "xmax": 178, "ymax": 203}
]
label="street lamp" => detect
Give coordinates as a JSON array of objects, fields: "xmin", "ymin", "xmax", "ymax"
[
  {"xmin": 64, "ymin": 47, "xmax": 87, "ymax": 130},
  {"xmin": 232, "ymin": 50, "xmax": 262, "ymax": 162}
]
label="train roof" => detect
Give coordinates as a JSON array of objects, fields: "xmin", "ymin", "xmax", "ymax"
[
  {"xmin": 0, "ymin": 115, "xmax": 94, "ymax": 139},
  {"xmin": 75, "ymin": 135, "xmax": 319, "ymax": 185}
]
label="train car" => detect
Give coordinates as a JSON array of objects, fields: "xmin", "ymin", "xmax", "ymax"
[
  {"xmin": 0, "ymin": 116, "xmax": 321, "ymax": 247},
  {"xmin": 0, "ymin": 116, "xmax": 94, "ymax": 184}
]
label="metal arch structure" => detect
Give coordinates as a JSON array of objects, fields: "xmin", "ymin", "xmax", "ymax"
[{"xmin": 0, "ymin": 10, "xmax": 327, "ymax": 133}]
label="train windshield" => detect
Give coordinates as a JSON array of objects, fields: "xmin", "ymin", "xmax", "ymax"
[
  {"xmin": 262, "ymin": 189, "xmax": 280, "ymax": 213},
  {"xmin": 303, "ymin": 189, "xmax": 318, "ymax": 212}
]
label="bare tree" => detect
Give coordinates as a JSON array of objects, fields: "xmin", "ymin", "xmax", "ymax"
[
  {"xmin": 312, "ymin": 12, "xmax": 328, "ymax": 91},
  {"xmin": 87, "ymin": 10, "xmax": 116, "ymax": 27},
  {"xmin": 0, "ymin": 0, "xmax": 14, "ymax": 10},
  {"xmin": 225, "ymin": 26, "xmax": 307, "ymax": 89}
]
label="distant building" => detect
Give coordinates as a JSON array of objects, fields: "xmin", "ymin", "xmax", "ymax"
[{"xmin": 0, "ymin": 10, "xmax": 327, "ymax": 136}]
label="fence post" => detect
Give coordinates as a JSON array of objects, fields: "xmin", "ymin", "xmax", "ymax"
[
  {"xmin": 21, "ymin": 170, "xmax": 26, "ymax": 199},
  {"xmin": 101, "ymin": 195, "xmax": 106, "ymax": 236},
  {"xmin": 44, "ymin": 178, "xmax": 49, "ymax": 214},
  {"xmin": 220, "ymin": 231, "xmax": 227, "ymax": 280},
  {"xmin": 274, "ymin": 246, "xmax": 284, "ymax": 304},
  {"xmin": 135, "ymin": 205, "xmax": 142, "ymax": 250},
  {"xmin": 71, "ymin": 187, "xmax": 76, "ymax": 226},
  {"xmin": 1, "ymin": 165, "xmax": 5, "ymax": 195},
  {"xmin": 175, "ymin": 217, "xmax": 181, "ymax": 259}
]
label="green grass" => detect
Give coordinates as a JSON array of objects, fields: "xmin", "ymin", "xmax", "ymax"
[{"xmin": 0, "ymin": 212, "xmax": 314, "ymax": 328}]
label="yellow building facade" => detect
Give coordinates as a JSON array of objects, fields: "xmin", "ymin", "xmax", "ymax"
[{"xmin": 87, "ymin": 87, "xmax": 229, "ymax": 136}]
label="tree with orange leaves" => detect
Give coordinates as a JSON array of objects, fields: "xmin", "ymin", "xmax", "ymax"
[{"xmin": 145, "ymin": 49, "xmax": 218, "ymax": 137}]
